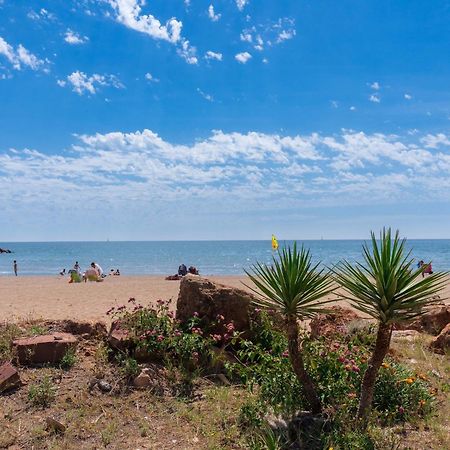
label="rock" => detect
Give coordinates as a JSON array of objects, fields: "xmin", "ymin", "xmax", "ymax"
[
  {"xmin": 395, "ymin": 306, "xmax": 450, "ymax": 335},
  {"xmin": 309, "ymin": 306, "xmax": 360, "ymax": 339},
  {"xmin": 45, "ymin": 416, "xmax": 66, "ymax": 433},
  {"xmin": 391, "ymin": 330, "xmax": 421, "ymax": 342},
  {"xmin": 107, "ymin": 321, "xmax": 132, "ymax": 351},
  {"xmin": 13, "ymin": 333, "xmax": 77, "ymax": 365},
  {"xmin": 133, "ymin": 371, "xmax": 152, "ymax": 389},
  {"xmin": 176, "ymin": 275, "xmax": 257, "ymax": 334},
  {"xmin": 429, "ymin": 323, "xmax": 450, "ymax": 354},
  {"xmin": 44, "ymin": 320, "xmax": 107, "ymax": 338},
  {"xmin": 0, "ymin": 362, "xmax": 21, "ymax": 393},
  {"xmin": 97, "ymin": 380, "xmax": 112, "ymax": 392},
  {"xmin": 287, "ymin": 412, "xmax": 331, "ymax": 449}
]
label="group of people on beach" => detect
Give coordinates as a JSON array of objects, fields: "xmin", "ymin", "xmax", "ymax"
[
  {"xmin": 61, "ymin": 261, "xmax": 120, "ymax": 283},
  {"xmin": 165, "ymin": 263, "xmax": 200, "ymax": 281}
]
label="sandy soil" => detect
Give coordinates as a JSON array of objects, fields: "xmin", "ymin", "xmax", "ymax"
[{"xmin": 1, "ymin": 275, "xmax": 448, "ymax": 324}]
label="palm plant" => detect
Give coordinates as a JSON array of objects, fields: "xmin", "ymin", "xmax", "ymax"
[
  {"xmin": 334, "ymin": 228, "xmax": 447, "ymax": 427},
  {"xmin": 245, "ymin": 243, "xmax": 335, "ymax": 414}
]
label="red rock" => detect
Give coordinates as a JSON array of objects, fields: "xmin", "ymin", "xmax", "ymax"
[
  {"xmin": 44, "ymin": 320, "xmax": 107, "ymax": 337},
  {"xmin": 0, "ymin": 362, "xmax": 21, "ymax": 393},
  {"xmin": 13, "ymin": 333, "xmax": 77, "ymax": 365},
  {"xmin": 395, "ymin": 306, "xmax": 450, "ymax": 335},
  {"xmin": 309, "ymin": 306, "xmax": 360, "ymax": 339},
  {"xmin": 107, "ymin": 321, "xmax": 132, "ymax": 351},
  {"xmin": 176, "ymin": 275, "xmax": 257, "ymax": 335},
  {"xmin": 429, "ymin": 323, "xmax": 450, "ymax": 354}
]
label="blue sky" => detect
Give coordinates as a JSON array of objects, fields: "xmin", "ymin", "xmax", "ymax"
[{"xmin": 0, "ymin": 0, "xmax": 449, "ymax": 241}]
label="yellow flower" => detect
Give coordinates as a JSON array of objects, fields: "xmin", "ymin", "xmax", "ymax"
[{"xmin": 382, "ymin": 362, "xmax": 390, "ymax": 369}]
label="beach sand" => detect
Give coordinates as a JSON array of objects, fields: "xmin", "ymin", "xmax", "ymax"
[
  {"xmin": 0, "ymin": 275, "xmax": 250, "ymax": 323},
  {"xmin": 1, "ymin": 275, "xmax": 448, "ymax": 324}
]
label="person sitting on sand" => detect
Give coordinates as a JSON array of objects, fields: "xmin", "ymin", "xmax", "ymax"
[
  {"xmin": 178, "ymin": 264, "xmax": 187, "ymax": 276},
  {"xmin": 114, "ymin": 269, "xmax": 120, "ymax": 276},
  {"xmin": 188, "ymin": 266, "xmax": 199, "ymax": 275},
  {"xmin": 91, "ymin": 262, "xmax": 104, "ymax": 277}
]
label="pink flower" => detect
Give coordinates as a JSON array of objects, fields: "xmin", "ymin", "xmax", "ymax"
[
  {"xmin": 211, "ymin": 334, "xmax": 222, "ymax": 342},
  {"xmin": 157, "ymin": 299, "xmax": 164, "ymax": 305},
  {"xmin": 282, "ymin": 350, "xmax": 289, "ymax": 358},
  {"xmin": 167, "ymin": 311, "xmax": 174, "ymax": 318},
  {"xmin": 216, "ymin": 314, "xmax": 225, "ymax": 321},
  {"xmin": 157, "ymin": 335, "xmax": 164, "ymax": 342},
  {"xmin": 174, "ymin": 330, "xmax": 182, "ymax": 337},
  {"xmin": 398, "ymin": 406, "xmax": 405, "ymax": 414},
  {"xmin": 351, "ymin": 366, "xmax": 360, "ymax": 373},
  {"xmin": 193, "ymin": 312, "xmax": 199, "ymax": 317},
  {"xmin": 226, "ymin": 322, "xmax": 235, "ymax": 332},
  {"xmin": 338, "ymin": 356, "xmax": 346, "ymax": 363},
  {"xmin": 254, "ymin": 308, "xmax": 261, "ymax": 314},
  {"xmin": 192, "ymin": 352, "xmax": 199, "ymax": 359}
]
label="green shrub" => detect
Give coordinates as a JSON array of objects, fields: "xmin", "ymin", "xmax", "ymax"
[
  {"xmin": 59, "ymin": 347, "xmax": 77, "ymax": 369},
  {"xmin": 28, "ymin": 375, "xmax": 56, "ymax": 408}
]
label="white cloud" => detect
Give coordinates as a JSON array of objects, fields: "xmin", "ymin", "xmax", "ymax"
[
  {"xmin": 370, "ymin": 81, "xmax": 380, "ymax": 90},
  {"xmin": 404, "ymin": 93, "xmax": 412, "ymax": 100},
  {"xmin": 177, "ymin": 39, "xmax": 198, "ymax": 64},
  {"xmin": 1, "ymin": 129, "xmax": 449, "ymax": 228},
  {"xmin": 350, "ymin": 106, "xmax": 356, "ymax": 111},
  {"xmin": 108, "ymin": 0, "xmax": 182, "ymax": 44},
  {"xmin": 236, "ymin": 0, "xmax": 249, "ymax": 11},
  {"xmin": 276, "ymin": 29, "xmax": 296, "ymax": 43},
  {"xmin": 421, "ymin": 133, "xmax": 450, "ymax": 149},
  {"xmin": 107, "ymin": 0, "xmax": 198, "ymax": 64},
  {"xmin": 144, "ymin": 72, "xmax": 159, "ymax": 82},
  {"xmin": 208, "ymin": 5, "xmax": 221, "ymax": 22},
  {"xmin": 205, "ymin": 50, "xmax": 222, "ymax": 61},
  {"xmin": 59, "ymin": 71, "xmax": 124, "ymax": 95},
  {"xmin": 369, "ymin": 94, "xmax": 380, "ymax": 103},
  {"xmin": 64, "ymin": 29, "xmax": 89, "ymax": 45},
  {"xmin": 330, "ymin": 100, "xmax": 339, "ymax": 109},
  {"xmin": 235, "ymin": 51, "xmax": 252, "ymax": 64},
  {"xmin": 27, "ymin": 8, "xmax": 56, "ymax": 21},
  {"xmin": 0, "ymin": 36, "xmax": 44, "ymax": 71},
  {"xmin": 197, "ymin": 88, "xmax": 213, "ymax": 102}
]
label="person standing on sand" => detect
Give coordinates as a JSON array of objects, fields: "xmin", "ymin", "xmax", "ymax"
[{"xmin": 13, "ymin": 260, "xmax": 17, "ymax": 276}]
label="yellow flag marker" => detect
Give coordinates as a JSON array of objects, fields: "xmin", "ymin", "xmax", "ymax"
[{"xmin": 271, "ymin": 234, "xmax": 279, "ymax": 250}]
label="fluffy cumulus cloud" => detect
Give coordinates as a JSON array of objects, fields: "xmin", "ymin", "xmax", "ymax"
[
  {"xmin": 1, "ymin": 129, "xmax": 449, "ymax": 223},
  {"xmin": 57, "ymin": 71, "xmax": 124, "ymax": 95},
  {"xmin": 64, "ymin": 29, "xmax": 89, "ymax": 45},
  {"xmin": 0, "ymin": 36, "xmax": 44, "ymax": 71},
  {"xmin": 235, "ymin": 51, "xmax": 252, "ymax": 64},
  {"xmin": 107, "ymin": 0, "xmax": 197, "ymax": 64}
]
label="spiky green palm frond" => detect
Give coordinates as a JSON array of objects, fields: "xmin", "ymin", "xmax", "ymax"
[
  {"xmin": 245, "ymin": 243, "xmax": 335, "ymax": 319},
  {"xmin": 334, "ymin": 228, "xmax": 448, "ymax": 324}
]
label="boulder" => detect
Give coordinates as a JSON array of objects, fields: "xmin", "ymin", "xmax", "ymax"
[
  {"xmin": 13, "ymin": 333, "xmax": 77, "ymax": 365},
  {"xmin": 395, "ymin": 306, "xmax": 450, "ymax": 335},
  {"xmin": 176, "ymin": 275, "xmax": 257, "ymax": 334},
  {"xmin": 309, "ymin": 306, "xmax": 360, "ymax": 339},
  {"xmin": 0, "ymin": 362, "xmax": 21, "ymax": 393},
  {"xmin": 429, "ymin": 323, "xmax": 450, "ymax": 354},
  {"xmin": 107, "ymin": 321, "xmax": 132, "ymax": 351}
]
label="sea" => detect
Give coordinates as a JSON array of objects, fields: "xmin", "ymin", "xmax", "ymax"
[{"xmin": 1, "ymin": 240, "xmax": 450, "ymax": 276}]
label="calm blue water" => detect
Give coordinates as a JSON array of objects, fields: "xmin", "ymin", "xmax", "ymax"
[{"xmin": 0, "ymin": 240, "xmax": 449, "ymax": 276}]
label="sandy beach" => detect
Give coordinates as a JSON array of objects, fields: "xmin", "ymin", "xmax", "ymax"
[
  {"xmin": 1, "ymin": 275, "xmax": 448, "ymax": 324},
  {"xmin": 0, "ymin": 275, "xmax": 251, "ymax": 323}
]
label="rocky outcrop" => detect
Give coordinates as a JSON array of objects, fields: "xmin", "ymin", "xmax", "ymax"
[
  {"xmin": 107, "ymin": 321, "xmax": 132, "ymax": 351},
  {"xmin": 309, "ymin": 306, "xmax": 360, "ymax": 339},
  {"xmin": 0, "ymin": 362, "xmax": 21, "ymax": 393},
  {"xmin": 13, "ymin": 333, "xmax": 77, "ymax": 365},
  {"xmin": 395, "ymin": 306, "xmax": 450, "ymax": 335},
  {"xmin": 429, "ymin": 323, "xmax": 450, "ymax": 354},
  {"xmin": 176, "ymin": 275, "xmax": 257, "ymax": 334},
  {"xmin": 44, "ymin": 320, "xmax": 107, "ymax": 338}
]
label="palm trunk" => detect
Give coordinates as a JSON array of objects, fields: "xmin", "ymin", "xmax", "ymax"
[
  {"xmin": 286, "ymin": 316, "xmax": 322, "ymax": 414},
  {"xmin": 357, "ymin": 322, "xmax": 392, "ymax": 427}
]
